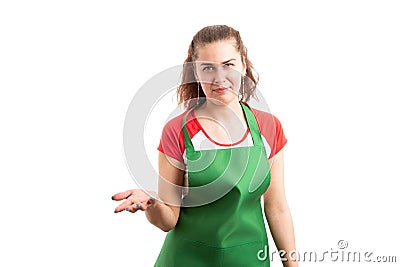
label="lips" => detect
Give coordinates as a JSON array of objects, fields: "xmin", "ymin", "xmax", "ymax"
[{"xmin": 213, "ymin": 87, "xmax": 229, "ymax": 94}]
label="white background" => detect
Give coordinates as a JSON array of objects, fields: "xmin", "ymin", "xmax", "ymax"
[{"xmin": 1, "ymin": 0, "xmax": 399, "ymax": 266}]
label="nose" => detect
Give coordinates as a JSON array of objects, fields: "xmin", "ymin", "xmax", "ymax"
[{"xmin": 213, "ymin": 66, "xmax": 227, "ymax": 84}]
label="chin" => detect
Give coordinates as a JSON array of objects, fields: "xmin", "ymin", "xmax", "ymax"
[{"xmin": 206, "ymin": 95, "xmax": 238, "ymax": 106}]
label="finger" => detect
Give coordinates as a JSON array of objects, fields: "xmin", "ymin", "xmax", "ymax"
[
  {"xmin": 138, "ymin": 200, "xmax": 149, "ymax": 210},
  {"xmin": 140, "ymin": 197, "xmax": 156, "ymax": 210},
  {"xmin": 114, "ymin": 198, "xmax": 133, "ymax": 213},
  {"xmin": 125, "ymin": 202, "xmax": 141, "ymax": 213},
  {"xmin": 146, "ymin": 197, "xmax": 156, "ymax": 206},
  {"xmin": 111, "ymin": 190, "xmax": 134, "ymax": 201}
]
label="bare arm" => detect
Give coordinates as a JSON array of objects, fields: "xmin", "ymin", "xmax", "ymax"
[
  {"xmin": 263, "ymin": 149, "xmax": 298, "ymax": 267},
  {"xmin": 144, "ymin": 152, "xmax": 184, "ymax": 232}
]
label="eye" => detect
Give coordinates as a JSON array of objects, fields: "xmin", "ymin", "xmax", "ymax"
[
  {"xmin": 225, "ymin": 63, "xmax": 234, "ymax": 67},
  {"xmin": 202, "ymin": 65, "xmax": 215, "ymax": 72}
]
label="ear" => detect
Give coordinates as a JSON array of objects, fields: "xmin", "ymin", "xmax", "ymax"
[{"xmin": 242, "ymin": 60, "xmax": 247, "ymax": 76}]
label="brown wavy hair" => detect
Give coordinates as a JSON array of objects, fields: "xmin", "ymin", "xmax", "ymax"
[{"xmin": 177, "ymin": 25, "xmax": 259, "ymax": 109}]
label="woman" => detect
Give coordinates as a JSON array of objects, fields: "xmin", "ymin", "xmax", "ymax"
[{"xmin": 112, "ymin": 25, "xmax": 298, "ymax": 267}]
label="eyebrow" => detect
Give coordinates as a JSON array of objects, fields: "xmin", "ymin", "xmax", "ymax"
[{"xmin": 199, "ymin": 58, "xmax": 236, "ymax": 65}]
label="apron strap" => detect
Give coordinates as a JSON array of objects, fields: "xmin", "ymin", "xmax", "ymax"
[
  {"xmin": 182, "ymin": 107, "xmax": 195, "ymax": 150},
  {"xmin": 239, "ymin": 101, "xmax": 264, "ymax": 147}
]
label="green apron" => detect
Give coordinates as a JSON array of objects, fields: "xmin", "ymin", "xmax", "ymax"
[{"xmin": 155, "ymin": 101, "xmax": 271, "ymax": 266}]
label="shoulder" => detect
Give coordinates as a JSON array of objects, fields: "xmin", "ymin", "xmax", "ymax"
[
  {"xmin": 243, "ymin": 102, "xmax": 283, "ymax": 132},
  {"xmin": 162, "ymin": 111, "xmax": 186, "ymax": 134},
  {"xmin": 158, "ymin": 109, "xmax": 201, "ymax": 162},
  {"xmin": 244, "ymin": 102, "xmax": 287, "ymax": 158},
  {"xmin": 161, "ymin": 109, "xmax": 199, "ymax": 138}
]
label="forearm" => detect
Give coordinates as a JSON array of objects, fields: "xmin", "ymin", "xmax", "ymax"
[
  {"xmin": 265, "ymin": 207, "xmax": 298, "ymax": 267},
  {"xmin": 145, "ymin": 200, "xmax": 178, "ymax": 232}
]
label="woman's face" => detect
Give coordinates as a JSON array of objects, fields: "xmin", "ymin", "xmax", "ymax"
[{"xmin": 194, "ymin": 39, "xmax": 246, "ymax": 106}]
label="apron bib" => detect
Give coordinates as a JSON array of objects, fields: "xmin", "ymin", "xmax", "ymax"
[{"xmin": 155, "ymin": 101, "xmax": 271, "ymax": 267}]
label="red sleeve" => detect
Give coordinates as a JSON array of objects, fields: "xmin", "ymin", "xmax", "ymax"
[
  {"xmin": 270, "ymin": 115, "xmax": 287, "ymax": 158},
  {"xmin": 157, "ymin": 114, "xmax": 185, "ymax": 163},
  {"xmin": 247, "ymin": 104, "xmax": 287, "ymax": 159}
]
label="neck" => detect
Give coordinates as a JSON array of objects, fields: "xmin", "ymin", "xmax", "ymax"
[{"xmin": 198, "ymin": 99, "xmax": 243, "ymax": 121}]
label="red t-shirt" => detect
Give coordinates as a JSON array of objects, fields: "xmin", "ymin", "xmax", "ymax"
[{"xmin": 157, "ymin": 103, "xmax": 287, "ymax": 164}]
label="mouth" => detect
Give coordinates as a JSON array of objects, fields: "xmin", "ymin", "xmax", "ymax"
[{"xmin": 213, "ymin": 87, "xmax": 229, "ymax": 94}]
